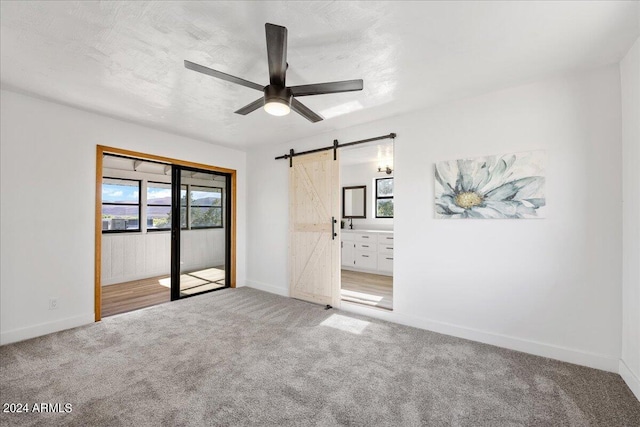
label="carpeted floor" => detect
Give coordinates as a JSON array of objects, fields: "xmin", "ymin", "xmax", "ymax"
[{"xmin": 1, "ymin": 287, "xmax": 638, "ymax": 426}]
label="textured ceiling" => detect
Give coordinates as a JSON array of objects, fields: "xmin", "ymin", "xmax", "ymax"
[{"xmin": 1, "ymin": 1, "xmax": 638, "ymax": 150}]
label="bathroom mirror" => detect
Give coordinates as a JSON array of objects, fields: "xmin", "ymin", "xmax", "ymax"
[{"xmin": 343, "ymin": 185, "xmax": 366, "ymax": 218}]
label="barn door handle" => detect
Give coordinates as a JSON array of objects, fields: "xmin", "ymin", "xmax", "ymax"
[{"xmin": 331, "ymin": 217, "xmax": 337, "ymax": 240}]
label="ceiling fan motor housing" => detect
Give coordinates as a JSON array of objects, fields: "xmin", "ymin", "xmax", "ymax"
[{"xmin": 264, "ymin": 85, "xmax": 292, "ymax": 107}]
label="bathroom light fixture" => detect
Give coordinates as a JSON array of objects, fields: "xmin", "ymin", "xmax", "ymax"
[{"xmin": 377, "ymin": 140, "xmax": 394, "ymax": 175}]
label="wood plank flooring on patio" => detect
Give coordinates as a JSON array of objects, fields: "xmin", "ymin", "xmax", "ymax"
[
  {"xmin": 101, "ymin": 275, "xmax": 170, "ymax": 317},
  {"xmin": 101, "ymin": 268, "xmax": 226, "ymax": 317}
]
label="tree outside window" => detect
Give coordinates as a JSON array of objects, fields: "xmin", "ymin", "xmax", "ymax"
[
  {"xmin": 190, "ymin": 186, "xmax": 223, "ymax": 228},
  {"xmin": 375, "ymin": 178, "xmax": 394, "ymax": 218}
]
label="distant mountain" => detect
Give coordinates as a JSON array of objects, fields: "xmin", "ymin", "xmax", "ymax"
[
  {"xmin": 102, "ymin": 205, "xmax": 139, "ymax": 216},
  {"xmin": 190, "ymin": 197, "xmax": 221, "ymax": 207},
  {"xmin": 104, "ymin": 196, "xmax": 220, "ymax": 218},
  {"xmin": 146, "ymin": 196, "xmax": 220, "ymax": 206},
  {"xmin": 147, "ymin": 196, "xmax": 172, "ymax": 205}
]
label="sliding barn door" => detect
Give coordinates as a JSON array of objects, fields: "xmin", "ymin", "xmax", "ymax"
[{"xmin": 289, "ymin": 151, "xmax": 340, "ymax": 306}]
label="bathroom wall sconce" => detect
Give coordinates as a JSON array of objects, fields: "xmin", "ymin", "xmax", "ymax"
[{"xmin": 378, "ymin": 165, "xmax": 393, "ymax": 175}]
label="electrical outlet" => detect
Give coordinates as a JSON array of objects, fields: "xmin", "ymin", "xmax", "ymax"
[{"xmin": 49, "ymin": 298, "xmax": 58, "ymax": 310}]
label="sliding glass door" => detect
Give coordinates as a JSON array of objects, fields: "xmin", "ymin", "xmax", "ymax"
[{"xmin": 171, "ymin": 165, "xmax": 231, "ymax": 300}]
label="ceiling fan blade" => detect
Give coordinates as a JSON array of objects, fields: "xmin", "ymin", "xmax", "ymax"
[
  {"xmin": 289, "ymin": 79, "xmax": 363, "ymax": 97},
  {"xmin": 290, "ymin": 98, "xmax": 323, "ymax": 123},
  {"xmin": 265, "ymin": 23, "xmax": 287, "ymax": 87},
  {"xmin": 234, "ymin": 97, "xmax": 265, "ymax": 115},
  {"xmin": 184, "ymin": 60, "xmax": 264, "ymax": 92}
]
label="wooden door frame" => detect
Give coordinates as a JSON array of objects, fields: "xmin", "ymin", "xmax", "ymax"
[{"xmin": 95, "ymin": 145, "xmax": 237, "ymax": 321}]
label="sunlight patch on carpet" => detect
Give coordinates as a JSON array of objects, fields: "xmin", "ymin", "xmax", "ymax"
[{"xmin": 320, "ymin": 314, "xmax": 370, "ymax": 335}]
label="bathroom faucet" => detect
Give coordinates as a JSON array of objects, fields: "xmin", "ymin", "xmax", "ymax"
[{"xmin": 349, "ymin": 218, "xmax": 353, "ymax": 230}]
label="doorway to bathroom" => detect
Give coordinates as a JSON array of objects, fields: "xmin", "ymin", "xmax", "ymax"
[{"xmin": 339, "ymin": 140, "xmax": 394, "ymax": 310}]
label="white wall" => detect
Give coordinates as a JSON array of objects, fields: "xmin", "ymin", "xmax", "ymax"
[
  {"xmin": 341, "ymin": 160, "xmax": 393, "ymax": 230},
  {"xmin": 102, "ymin": 233, "xmax": 171, "ymax": 285},
  {"xmin": 247, "ymin": 65, "xmax": 623, "ymax": 372},
  {"xmin": 101, "ymin": 229, "xmax": 225, "ymax": 285},
  {"xmin": 0, "ymin": 89, "xmax": 247, "ymax": 344},
  {"xmin": 620, "ymin": 36, "xmax": 640, "ymax": 399}
]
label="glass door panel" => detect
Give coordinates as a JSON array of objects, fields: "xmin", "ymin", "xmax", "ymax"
[{"xmin": 171, "ymin": 166, "xmax": 230, "ymax": 299}]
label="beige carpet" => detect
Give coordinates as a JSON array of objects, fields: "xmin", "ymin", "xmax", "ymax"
[{"xmin": 1, "ymin": 288, "xmax": 638, "ymax": 426}]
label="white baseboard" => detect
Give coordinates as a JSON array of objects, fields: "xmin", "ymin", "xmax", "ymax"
[
  {"xmin": 619, "ymin": 359, "xmax": 640, "ymax": 400},
  {"xmin": 245, "ymin": 280, "xmax": 289, "ymax": 297},
  {"xmin": 0, "ymin": 313, "xmax": 95, "ymax": 346},
  {"xmin": 339, "ymin": 302, "xmax": 619, "ymax": 373}
]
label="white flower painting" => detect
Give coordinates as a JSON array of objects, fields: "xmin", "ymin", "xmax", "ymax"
[{"xmin": 435, "ymin": 151, "xmax": 546, "ymax": 219}]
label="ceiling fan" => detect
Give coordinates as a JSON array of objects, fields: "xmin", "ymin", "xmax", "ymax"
[{"xmin": 184, "ymin": 23, "xmax": 363, "ymax": 123}]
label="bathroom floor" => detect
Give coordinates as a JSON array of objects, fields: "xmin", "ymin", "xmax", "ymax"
[{"xmin": 340, "ymin": 269, "xmax": 393, "ymax": 310}]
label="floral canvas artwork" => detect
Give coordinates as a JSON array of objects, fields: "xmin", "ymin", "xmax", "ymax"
[{"xmin": 435, "ymin": 151, "xmax": 546, "ymax": 219}]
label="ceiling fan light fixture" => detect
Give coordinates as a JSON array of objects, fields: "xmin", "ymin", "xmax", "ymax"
[
  {"xmin": 263, "ymin": 85, "xmax": 292, "ymax": 116},
  {"xmin": 264, "ymin": 99, "xmax": 291, "ymax": 116}
]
